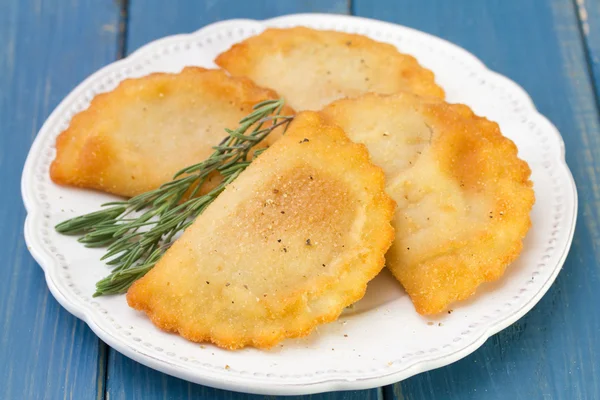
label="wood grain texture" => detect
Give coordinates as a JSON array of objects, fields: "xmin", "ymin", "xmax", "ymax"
[
  {"xmin": 575, "ymin": 0, "xmax": 600, "ymax": 105},
  {"xmin": 0, "ymin": 1, "xmax": 121, "ymax": 399},
  {"xmin": 107, "ymin": 352, "xmax": 382, "ymax": 400},
  {"xmin": 6, "ymin": 0, "xmax": 599, "ymax": 399},
  {"xmin": 109, "ymin": 4, "xmax": 383, "ymax": 400},
  {"xmin": 352, "ymin": 0, "xmax": 600, "ymax": 398}
]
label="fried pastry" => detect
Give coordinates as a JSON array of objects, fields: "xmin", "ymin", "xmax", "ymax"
[
  {"xmin": 50, "ymin": 67, "xmax": 293, "ymax": 197},
  {"xmin": 321, "ymin": 93, "xmax": 534, "ymax": 315},
  {"xmin": 126, "ymin": 111, "xmax": 395, "ymax": 349},
  {"xmin": 215, "ymin": 27, "xmax": 444, "ymax": 111}
]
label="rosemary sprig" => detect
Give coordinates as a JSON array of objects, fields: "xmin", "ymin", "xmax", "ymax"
[{"xmin": 56, "ymin": 99, "xmax": 293, "ymax": 296}]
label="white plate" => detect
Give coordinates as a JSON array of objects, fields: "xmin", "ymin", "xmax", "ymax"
[{"xmin": 21, "ymin": 14, "xmax": 577, "ymax": 395}]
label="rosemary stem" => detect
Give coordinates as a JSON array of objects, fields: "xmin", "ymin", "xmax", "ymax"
[{"xmin": 56, "ymin": 98, "xmax": 293, "ymax": 296}]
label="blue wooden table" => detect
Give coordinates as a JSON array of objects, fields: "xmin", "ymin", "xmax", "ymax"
[{"xmin": 2, "ymin": 1, "xmax": 599, "ymax": 399}]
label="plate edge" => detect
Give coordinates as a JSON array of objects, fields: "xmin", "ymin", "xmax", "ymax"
[{"xmin": 19, "ymin": 13, "xmax": 579, "ymax": 395}]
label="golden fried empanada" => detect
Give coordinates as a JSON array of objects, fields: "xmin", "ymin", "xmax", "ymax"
[
  {"xmin": 127, "ymin": 111, "xmax": 395, "ymax": 349},
  {"xmin": 50, "ymin": 67, "xmax": 293, "ymax": 197},
  {"xmin": 215, "ymin": 27, "xmax": 444, "ymax": 111},
  {"xmin": 322, "ymin": 93, "xmax": 534, "ymax": 315}
]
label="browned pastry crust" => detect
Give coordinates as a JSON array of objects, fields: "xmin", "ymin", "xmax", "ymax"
[
  {"xmin": 216, "ymin": 27, "xmax": 445, "ymax": 111},
  {"xmin": 127, "ymin": 111, "xmax": 395, "ymax": 349},
  {"xmin": 50, "ymin": 67, "xmax": 293, "ymax": 197},
  {"xmin": 322, "ymin": 92, "xmax": 534, "ymax": 315}
]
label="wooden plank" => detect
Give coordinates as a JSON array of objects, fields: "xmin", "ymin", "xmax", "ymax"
[
  {"xmin": 352, "ymin": 0, "xmax": 600, "ymax": 398},
  {"xmin": 109, "ymin": 3, "xmax": 384, "ymax": 400},
  {"xmin": 107, "ymin": 354, "xmax": 382, "ymax": 400},
  {"xmin": 575, "ymin": 0, "xmax": 600, "ymax": 104},
  {"xmin": 0, "ymin": 1, "xmax": 121, "ymax": 399}
]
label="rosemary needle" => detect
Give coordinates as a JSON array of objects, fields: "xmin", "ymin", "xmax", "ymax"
[{"xmin": 56, "ymin": 99, "xmax": 293, "ymax": 296}]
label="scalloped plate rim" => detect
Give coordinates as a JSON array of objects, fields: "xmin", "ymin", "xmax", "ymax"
[{"xmin": 21, "ymin": 13, "xmax": 578, "ymax": 395}]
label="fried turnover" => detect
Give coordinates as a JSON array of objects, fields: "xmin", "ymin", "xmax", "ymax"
[
  {"xmin": 126, "ymin": 111, "xmax": 395, "ymax": 349},
  {"xmin": 321, "ymin": 93, "xmax": 534, "ymax": 315},
  {"xmin": 50, "ymin": 67, "xmax": 293, "ymax": 198},
  {"xmin": 215, "ymin": 27, "xmax": 444, "ymax": 111}
]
